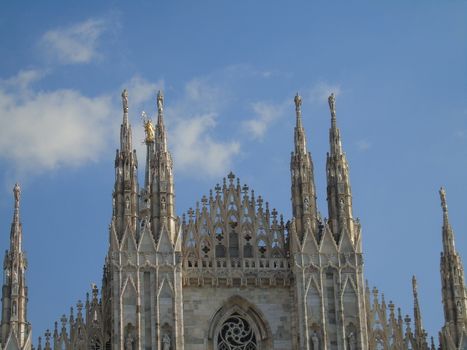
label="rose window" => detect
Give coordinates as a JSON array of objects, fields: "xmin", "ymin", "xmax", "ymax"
[{"xmin": 217, "ymin": 313, "xmax": 257, "ymax": 350}]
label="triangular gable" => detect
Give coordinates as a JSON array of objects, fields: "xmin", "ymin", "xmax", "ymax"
[
  {"xmin": 338, "ymin": 226, "xmax": 355, "ymax": 254},
  {"xmin": 158, "ymin": 275, "xmax": 174, "ymax": 298},
  {"xmin": 305, "ymin": 274, "xmax": 322, "ymax": 296},
  {"xmin": 156, "ymin": 223, "xmax": 173, "ymax": 254},
  {"xmin": 4, "ymin": 329, "xmax": 20, "ymax": 350},
  {"xmin": 288, "ymin": 219, "xmax": 302, "ymax": 253},
  {"xmin": 138, "ymin": 223, "xmax": 157, "ymax": 254},
  {"xmin": 109, "ymin": 220, "xmax": 120, "ymax": 251},
  {"xmin": 341, "ymin": 275, "xmax": 358, "ymax": 297},
  {"xmin": 122, "ymin": 275, "xmax": 137, "ymax": 300},
  {"xmin": 302, "ymin": 221, "xmax": 319, "ymax": 255},
  {"xmin": 319, "ymin": 223, "xmax": 338, "ymax": 255},
  {"xmin": 121, "ymin": 222, "xmax": 137, "ymax": 254},
  {"xmin": 173, "ymin": 221, "xmax": 183, "ymax": 253}
]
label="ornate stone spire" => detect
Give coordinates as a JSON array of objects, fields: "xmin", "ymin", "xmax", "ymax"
[
  {"xmin": 157, "ymin": 90, "xmax": 164, "ymax": 121},
  {"xmin": 0, "ymin": 183, "xmax": 31, "ymax": 349},
  {"xmin": 120, "ymin": 89, "xmax": 132, "ymax": 153},
  {"xmin": 293, "ymin": 93, "xmax": 307, "ymax": 155},
  {"xmin": 326, "ymin": 93, "xmax": 355, "ymax": 240},
  {"xmin": 328, "ymin": 92, "xmax": 343, "ymax": 156},
  {"xmin": 438, "ymin": 187, "xmax": 467, "ymax": 348},
  {"xmin": 11, "ymin": 183, "xmax": 21, "ymax": 251},
  {"xmin": 290, "ymin": 93, "xmax": 318, "ymax": 241},
  {"xmin": 439, "ymin": 187, "xmax": 456, "ymax": 254},
  {"xmin": 156, "ymin": 90, "xmax": 168, "ymax": 153},
  {"xmin": 151, "ymin": 89, "xmax": 176, "ymax": 243},
  {"xmin": 412, "ymin": 276, "xmax": 427, "ymax": 347},
  {"xmin": 113, "ymin": 89, "xmax": 138, "ymax": 239}
]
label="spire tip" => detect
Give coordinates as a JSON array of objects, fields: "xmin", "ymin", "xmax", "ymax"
[
  {"xmin": 412, "ymin": 275, "xmax": 418, "ymax": 294},
  {"xmin": 121, "ymin": 89, "xmax": 128, "ymax": 113},
  {"xmin": 157, "ymin": 90, "xmax": 164, "ymax": 115},
  {"xmin": 439, "ymin": 186, "xmax": 447, "ymax": 213},
  {"xmin": 328, "ymin": 93, "xmax": 336, "ymax": 116},
  {"xmin": 13, "ymin": 183, "xmax": 20, "ymax": 208},
  {"xmin": 294, "ymin": 93, "xmax": 302, "ymax": 111}
]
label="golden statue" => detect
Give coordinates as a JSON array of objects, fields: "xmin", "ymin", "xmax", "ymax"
[{"xmin": 141, "ymin": 111, "xmax": 155, "ymax": 142}]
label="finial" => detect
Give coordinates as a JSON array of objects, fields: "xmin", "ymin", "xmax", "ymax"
[
  {"xmin": 92, "ymin": 283, "xmax": 98, "ymax": 299},
  {"xmin": 227, "ymin": 171, "xmax": 235, "ymax": 184},
  {"xmin": 328, "ymin": 93, "xmax": 336, "ymax": 117},
  {"xmin": 141, "ymin": 111, "xmax": 155, "ymax": 143},
  {"xmin": 294, "ymin": 93, "xmax": 303, "ymax": 130},
  {"xmin": 60, "ymin": 314, "xmax": 67, "ymax": 329},
  {"xmin": 157, "ymin": 90, "xmax": 164, "ymax": 115},
  {"xmin": 294, "ymin": 93, "xmax": 302, "ymax": 112},
  {"xmin": 13, "ymin": 183, "xmax": 20, "ymax": 209},
  {"xmin": 439, "ymin": 187, "xmax": 448, "ymax": 213},
  {"xmin": 77, "ymin": 300, "xmax": 83, "ymax": 314},
  {"xmin": 44, "ymin": 329, "xmax": 51, "ymax": 343},
  {"xmin": 201, "ymin": 195, "xmax": 208, "ymax": 207},
  {"xmin": 122, "ymin": 89, "xmax": 129, "ymax": 113}
]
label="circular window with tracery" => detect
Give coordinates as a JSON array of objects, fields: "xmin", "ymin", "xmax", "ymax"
[{"xmin": 217, "ymin": 313, "xmax": 257, "ymax": 350}]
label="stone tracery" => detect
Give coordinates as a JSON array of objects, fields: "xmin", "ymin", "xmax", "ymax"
[
  {"xmin": 181, "ymin": 172, "xmax": 289, "ymax": 286},
  {"xmin": 217, "ymin": 313, "xmax": 257, "ymax": 350}
]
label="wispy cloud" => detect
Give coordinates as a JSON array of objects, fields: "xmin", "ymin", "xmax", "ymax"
[
  {"xmin": 39, "ymin": 18, "xmax": 109, "ymax": 64},
  {"xmin": 308, "ymin": 82, "xmax": 341, "ymax": 103},
  {"xmin": 242, "ymin": 100, "xmax": 288, "ymax": 140},
  {"xmin": 454, "ymin": 129, "xmax": 466, "ymax": 139},
  {"xmin": 356, "ymin": 139, "xmax": 371, "ymax": 151},
  {"xmin": 0, "ymin": 70, "xmax": 117, "ymax": 175},
  {"xmin": 124, "ymin": 75, "xmax": 164, "ymax": 107}
]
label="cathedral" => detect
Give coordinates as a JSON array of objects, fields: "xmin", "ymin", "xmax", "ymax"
[{"xmin": 0, "ymin": 90, "xmax": 466, "ymax": 350}]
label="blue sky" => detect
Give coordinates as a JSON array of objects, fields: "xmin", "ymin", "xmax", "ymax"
[{"xmin": 0, "ymin": 0, "xmax": 466, "ymax": 343}]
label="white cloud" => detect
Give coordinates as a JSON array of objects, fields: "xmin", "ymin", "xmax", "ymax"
[
  {"xmin": 308, "ymin": 82, "xmax": 341, "ymax": 103},
  {"xmin": 166, "ymin": 78, "xmax": 240, "ymax": 178},
  {"xmin": 356, "ymin": 139, "xmax": 371, "ymax": 151},
  {"xmin": 0, "ymin": 70, "xmax": 241, "ymax": 180},
  {"xmin": 171, "ymin": 114, "xmax": 240, "ymax": 177},
  {"xmin": 0, "ymin": 70, "xmax": 117, "ymax": 174},
  {"xmin": 40, "ymin": 18, "xmax": 108, "ymax": 64},
  {"xmin": 242, "ymin": 100, "xmax": 288, "ymax": 140}
]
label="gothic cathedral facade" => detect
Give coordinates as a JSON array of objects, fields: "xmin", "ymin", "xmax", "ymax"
[{"xmin": 0, "ymin": 90, "xmax": 466, "ymax": 350}]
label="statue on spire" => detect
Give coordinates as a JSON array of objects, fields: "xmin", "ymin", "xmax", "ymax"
[
  {"xmin": 328, "ymin": 93, "xmax": 336, "ymax": 116},
  {"xmin": 122, "ymin": 89, "xmax": 129, "ymax": 113},
  {"xmin": 13, "ymin": 183, "xmax": 20, "ymax": 209},
  {"xmin": 157, "ymin": 90, "xmax": 164, "ymax": 115},
  {"xmin": 294, "ymin": 93, "xmax": 302, "ymax": 112},
  {"xmin": 439, "ymin": 187, "xmax": 448, "ymax": 213},
  {"xmin": 141, "ymin": 111, "xmax": 155, "ymax": 143}
]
